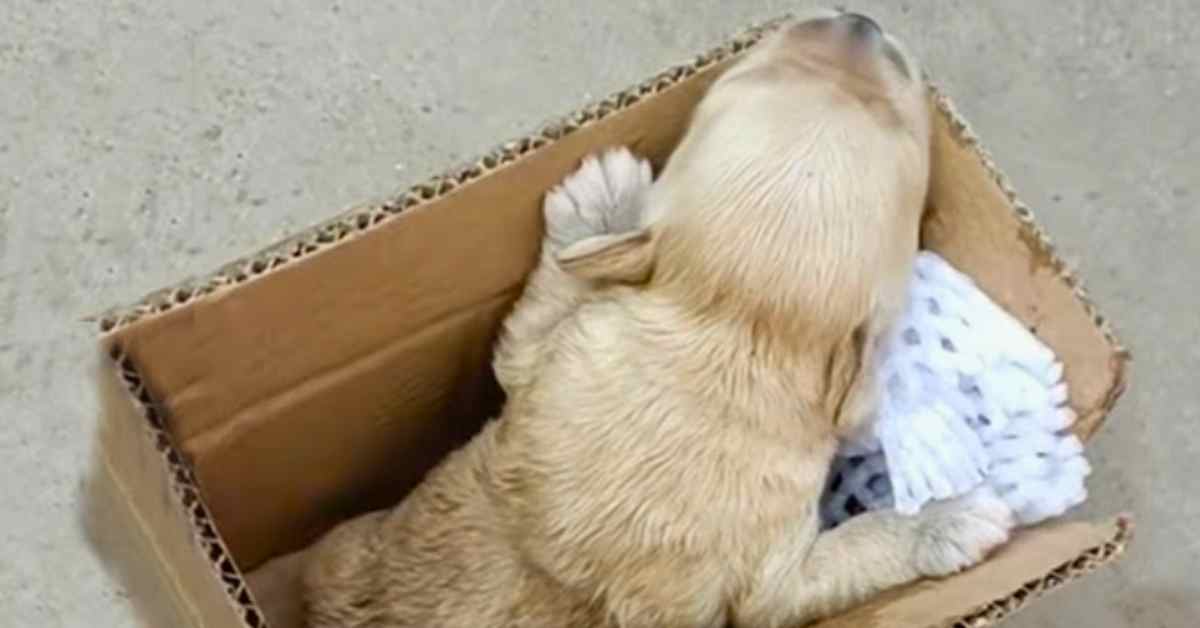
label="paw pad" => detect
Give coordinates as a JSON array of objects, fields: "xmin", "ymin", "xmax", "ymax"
[{"xmin": 544, "ymin": 147, "xmax": 653, "ymax": 249}]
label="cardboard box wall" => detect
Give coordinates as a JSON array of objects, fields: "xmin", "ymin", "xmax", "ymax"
[{"xmin": 87, "ymin": 16, "xmax": 1131, "ymax": 628}]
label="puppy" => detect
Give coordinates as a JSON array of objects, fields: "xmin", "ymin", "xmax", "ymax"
[{"xmin": 301, "ymin": 10, "xmax": 1014, "ymax": 628}]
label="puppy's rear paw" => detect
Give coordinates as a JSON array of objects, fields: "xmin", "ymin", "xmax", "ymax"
[
  {"xmin": 913, "ymin": 486, "xmax": 1015, "ymax": 578},
  {"xmin": 544, "ymin": 147, "xmax": 652, "ymax": 249}
]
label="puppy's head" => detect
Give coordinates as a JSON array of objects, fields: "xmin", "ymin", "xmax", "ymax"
[
  {"xmin": 562, "ymin": 11, "xmax": 932, "ymax": 424},
  {"xmin": 574, "ymin": 10, "xmax": 932, "ymax": 341},
  {"xmin": 702, "ymin": 10, "xmax": 930, "ymax": 153}
]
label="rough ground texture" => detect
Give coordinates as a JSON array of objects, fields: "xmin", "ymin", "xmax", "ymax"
[{"xmin": 0, "ymin": 2, "xmax": 1195, "ymax": 626}]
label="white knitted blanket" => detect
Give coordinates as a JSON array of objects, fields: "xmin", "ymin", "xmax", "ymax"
[{"xmin": 820, "ymin": 251, "xmax": 1091, "ymax": 529}]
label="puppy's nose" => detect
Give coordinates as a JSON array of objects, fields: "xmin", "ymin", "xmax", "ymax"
[{"xmin": 837, "ymin": 12, "xmax": 882, "ymax": 40}]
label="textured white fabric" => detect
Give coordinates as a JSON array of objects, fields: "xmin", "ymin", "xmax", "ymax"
[{"xmin": 820, "ymin": 251, "xmax": 1090, "ymax": 529}]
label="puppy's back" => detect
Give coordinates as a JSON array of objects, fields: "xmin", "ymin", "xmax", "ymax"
[{"xmin": 301, "ymin": 419, "xmax": 609, "ymax": 628}]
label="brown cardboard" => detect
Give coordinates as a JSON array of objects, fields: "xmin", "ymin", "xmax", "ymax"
[
  {"xmin": 91, "ymin": 346, "xmax": 260, "ymax": 627},
  {"xmin": 86, "ymin": 15, "xmax": 1130, "ymax": 628}
]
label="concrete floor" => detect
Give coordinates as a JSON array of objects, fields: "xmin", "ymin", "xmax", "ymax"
[{"xmin": 1, "ymin": 1, "xmax": 1195, "ymax": 626}]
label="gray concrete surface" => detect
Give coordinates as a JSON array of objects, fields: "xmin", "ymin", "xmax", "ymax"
[{"xmin": 0, "ymin": 1, "xmax": 1195, "ymax": 626}]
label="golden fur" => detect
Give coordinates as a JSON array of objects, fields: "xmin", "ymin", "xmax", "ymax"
[{"xmin": 301, "ymin": 11, "xmax": 1015, "ymax": 627}]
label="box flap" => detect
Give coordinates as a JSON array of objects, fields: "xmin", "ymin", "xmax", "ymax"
[{"xmin": 87, "ymin": 348, "xmax": 266, "ymax": 627}]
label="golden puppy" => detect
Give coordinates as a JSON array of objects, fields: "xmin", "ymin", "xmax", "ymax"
[{"xmin": 301, "ymin": 10, "xmax": 1014, "ymax": 628}]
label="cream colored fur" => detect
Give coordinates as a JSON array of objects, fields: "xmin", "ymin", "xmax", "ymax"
[{"xmin": 302, "ymin": 12, "xmax": 1015, "ymax": 628}]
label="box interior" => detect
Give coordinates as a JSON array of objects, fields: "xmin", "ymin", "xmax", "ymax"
[{"xmin": 94, "ymin": 22, "xmax": 1130, "ymax": 628}]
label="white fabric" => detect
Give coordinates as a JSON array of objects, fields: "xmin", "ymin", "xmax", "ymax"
[{"xmin": 820, "ymin": 251, "xmax": 1090, "ymax": 529}]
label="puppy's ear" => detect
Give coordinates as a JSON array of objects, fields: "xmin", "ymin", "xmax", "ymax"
[{"xmin": 556, "ymin": 229, "xmax": 655, "ymax": 284}]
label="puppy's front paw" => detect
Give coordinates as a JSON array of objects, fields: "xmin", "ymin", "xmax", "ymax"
[
  {"xmin": 912, "ymin": 486, "xmax": 1015, "ymax": 578},
  {"xmin": 543, "ymin": 147, "xmax": 652, "ymax": 250}
]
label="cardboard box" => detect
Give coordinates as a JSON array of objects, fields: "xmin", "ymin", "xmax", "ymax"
[{"xmin": 87, "ymin": 16, "xmax": 1132, "ymax": 628}]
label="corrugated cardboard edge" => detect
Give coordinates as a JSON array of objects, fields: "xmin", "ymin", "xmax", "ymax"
[
  {"xmin": 946, "ymin": 516, "xmax": 1133, "ymax": 627},
  {"xmin": 926, "ymin": 85, "xmax": 1130, "ymax": 441},
  {"xmin": 87, "ymin": 14, "xmax": 1132, "ymax": 628},
  {"xmin": 97, "ymin": 344, "xmax": 268, "ymax": 628}
]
